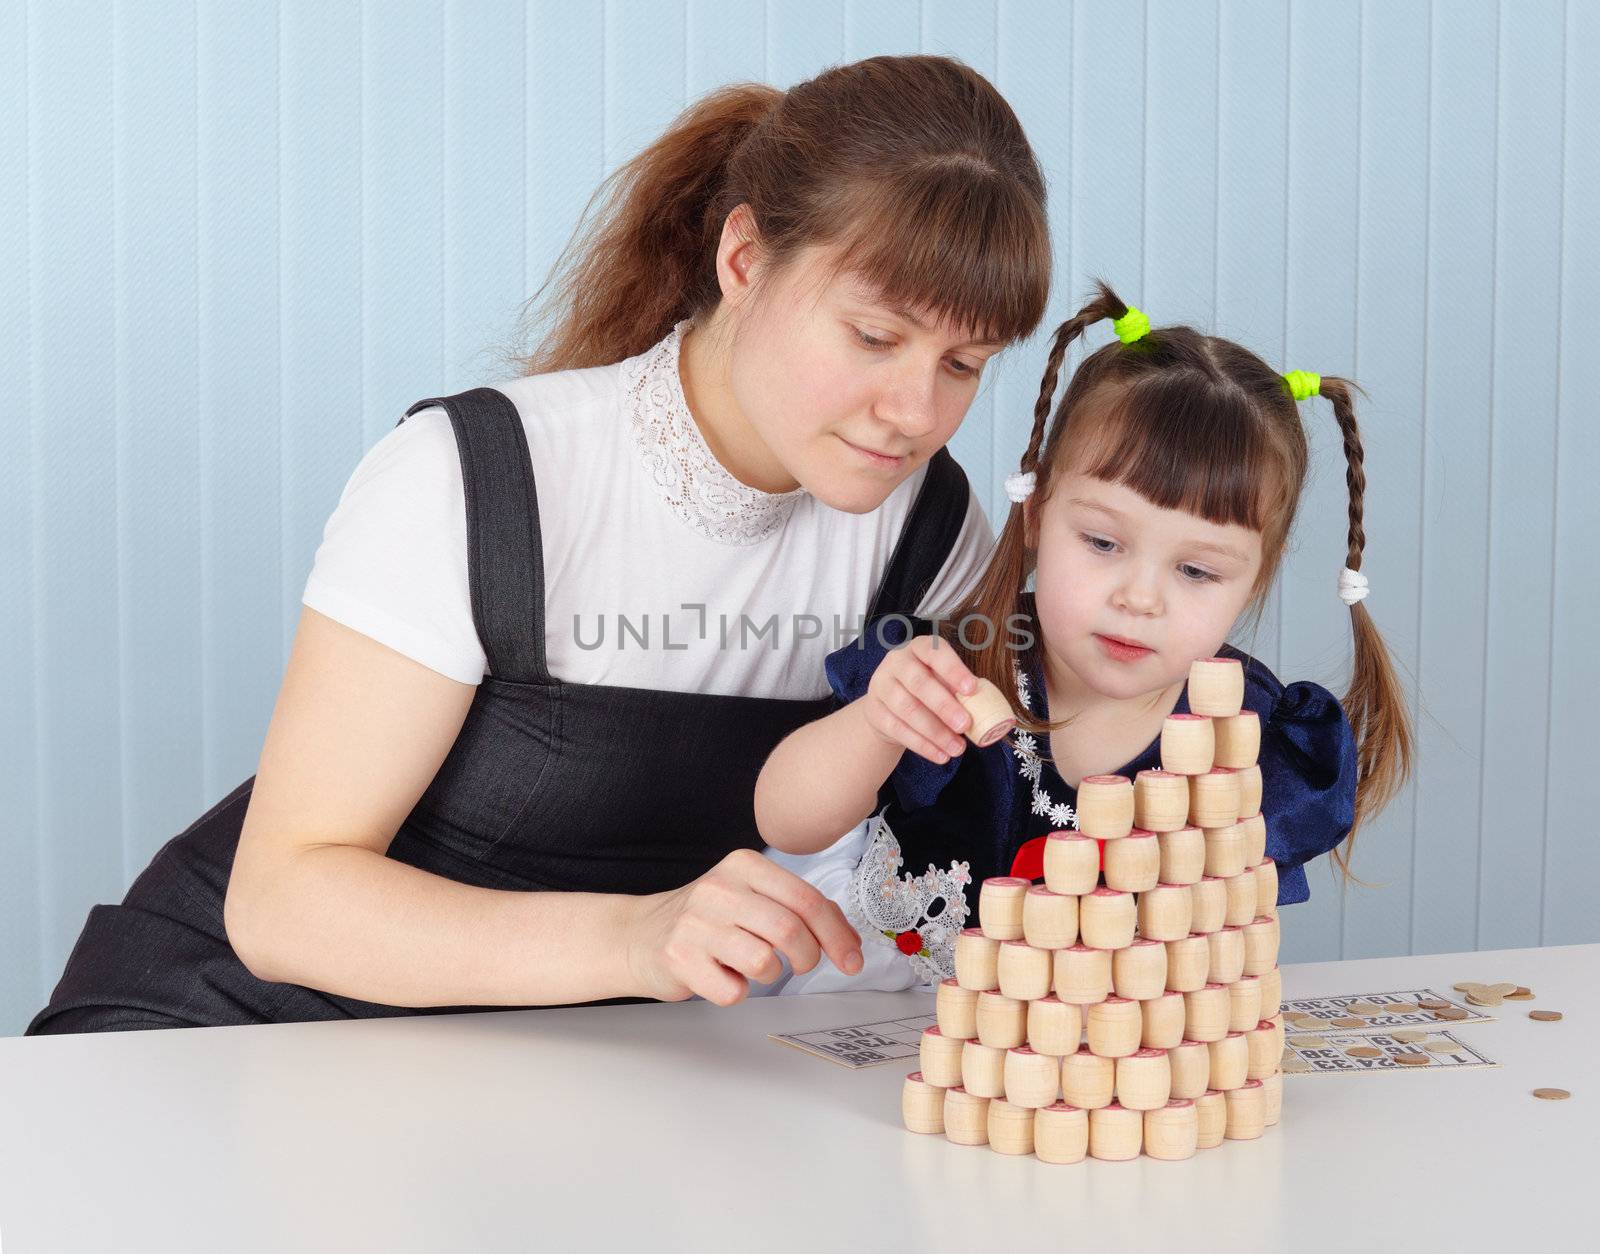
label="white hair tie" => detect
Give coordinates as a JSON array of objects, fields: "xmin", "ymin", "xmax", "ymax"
[
  {"xmin": 1338, "ymin": 567, "xmax": 1370, "ymax": 606},
  {"xmin": 1004, "ymin": 470, "xmax": 1037, "ymax": 504}
]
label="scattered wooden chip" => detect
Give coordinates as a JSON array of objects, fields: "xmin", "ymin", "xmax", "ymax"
[
  {"xmin": 1345, "ymin": 1002, "xmax": 1382, "ymax": 1016},
  {"xmin": 1532, "ymin": 1088, "xmax": 1570, "ymax": 1101},
  {"xmin": 1424, "ymin": 1039, "xmax": 1459, "ymax": 1054},
  {"xmin": 1505, "ymin": 987, "xmax": 1535, "ymax": 1000},
  {"xmin": 1289, "ymin": 1036, "xmax": 1328, "ymax": 1048},
  {"xmin": 1529, "ymin": 1011, "xmax": 1563, "ymax": 1023},
  {"xmin": 1394, "ymin": 1053, "xmax": 1430, "ymax": 1066},
  {"xmin": 1345, "ymin": 1045, "xmax": 1384, "ymax": 1058},
  {"xmin": 1282, "ymin": 1057, "xmax": 1311, "ymax": 1074},
  {"xmin": 1432, "ymin": 1007, "xmax": 1468, "ymax": 1021},
  {"xmin": 1332, "ymin": 1017, "xmax": 1368, "ymax": 1028},
  {"xmin": 1417, "ymin": 998, "xmax": 1452, "ymax": 1011},
  {"xmin": 1390, "ymin": 1030, "xmax": 1427, "ymax": 1044}
]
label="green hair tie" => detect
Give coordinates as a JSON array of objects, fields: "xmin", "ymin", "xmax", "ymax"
[
  {"xmin": 1284, "ymin": 370, "xmax": 1321, "ymax": 401},
  {"xmin": 1113, "ymin": 306, "xmax": 1150, "ymax": 345}
]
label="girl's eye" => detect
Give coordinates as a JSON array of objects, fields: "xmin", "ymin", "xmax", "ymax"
[
  {"xmin": 1081, "ymin": 533, "xmax": 1117, "ymax": 554},
  {"xmin": 1181, "ymin": 564, "xmax": 1220, "ymax": 584},
  {"xmin": 852, "ymin": 326, "xmax": 982, "ymax": 379}
]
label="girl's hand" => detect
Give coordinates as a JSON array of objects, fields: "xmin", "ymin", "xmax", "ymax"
[
  {"xmin": 623, "ymin": 849, "xmax": 864, "ymax": 1007},
  {"xmin": 860, "ymin": 633, "xmax": 979, "ymax": 765}
]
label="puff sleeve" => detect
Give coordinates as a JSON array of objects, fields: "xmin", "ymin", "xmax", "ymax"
[
  {"xmin": 823, "ymin": 613, "xmax": 967, "ymax": 811},
  {"xmin": 1256, "ymin": 674, "xmax": 1359, "ymax": 906}
]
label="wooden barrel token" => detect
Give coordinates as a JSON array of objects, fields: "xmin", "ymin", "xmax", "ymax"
[
  {"xmin": 1533, "ymin": 1088, "xmax": 1571, "ymax": 1101},
  {"xmin": 959, "ymin": 678, "xmax": 1018, "ymax": 747},
  {"xmin": 1529, "ymin": 1010, "xmax": 1564, "ymax": 1022},
  {"xmin": 1393, "ymin": 1052, "xmax": 1430, "ymax": 1066},
  {"xmin": 1344, "ymin": 1045, "xmax": 1383, "ymax": 1059},
  {"xmin": 1432, "ymin": 1006, "xmax": 1468, "ymax": 1021}
]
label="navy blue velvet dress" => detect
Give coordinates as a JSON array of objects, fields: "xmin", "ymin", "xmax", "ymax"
[{"xmin": 824, "ymin": 604, "xmax": 1359, "ymax": 925}]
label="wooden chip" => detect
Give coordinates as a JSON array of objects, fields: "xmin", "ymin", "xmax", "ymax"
[
  {"xmin": 1432, "ymin": 1006, "xmax": 1468, "ymax": 1021},
  {"xmin": 1416, "ymin": 998, "xmax": 1452, "ymax": 1011},
  {"xmin": 1289, "ymin": 1036, "xmax": 1328, "ymax": 1048},
  {"xmin": 1345, "ymin": 1002, "xmax": 1383, "ymax": 1016},
  {"xmin": 1390, "ymin": 1030, "xmax": 1427, "ymax": 1044},
  {"xmin": 1344, "ymin": 1045, "xmax": 1384, "ymax": 1058},
  {"xmin": 1332, "ymin": 1017, "xmax": 1368, "ymax": 1028},
  {"xmin": 1532, "ymin": 1088, "xmax": 1570, "ymax": 1101},
  {"xmin": 1282, "ymin": 1057, "xmax": 1311, "ymax": 1074},
  {"xmin": 1286, "ymin": 1012, "xmax": 1320, "ymax": 1026},
  {"xmin": 1424, "ymin": 1039, "xmax": 1459, "ymax": 1054},
  {"xmin": 1394, "ymin": 1053, "xmax": 1431, "ymax": 1066},
  {"xmin": 1452, "ymin": 982, "xmax": 1481, "ymax": 993},
  {"xmin": 1505, "ymin": 987, "xmax": 1535, "ymax": 1000},
  {"xmin": 1466, "ymin": 990, "xmax": 1503, "ymax": 1007},
  {"xmin": 1529, "ymin": 1010, "xmax": 1563, "ymax": 1023}
]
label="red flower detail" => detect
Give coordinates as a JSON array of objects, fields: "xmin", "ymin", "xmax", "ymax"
[
  {"xmin": 1010, "ymin": 836, "xmax": 1048, "ymax": 881},
  {"xmin": 895, "ymin": 929, "xmax": 924, "ymax": 955}
]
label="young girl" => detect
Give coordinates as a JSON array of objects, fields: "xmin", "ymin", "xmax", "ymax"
[{"xmin": 754, "ymin": 281, "xmax": 1413, "ymax": 991}]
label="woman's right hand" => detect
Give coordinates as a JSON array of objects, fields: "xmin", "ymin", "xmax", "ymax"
[
  {"xmin": 623, "ymin": 848, "xmax": 864, "ymax": 1006},
  {"xmin": 860, "ymin": 632, "xmax": 979, "ymax": 765}
]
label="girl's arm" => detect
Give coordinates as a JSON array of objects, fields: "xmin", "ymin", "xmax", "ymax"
[{"xmin": 755, "ymin": 633, "xmax": 978, "ymax": 855}]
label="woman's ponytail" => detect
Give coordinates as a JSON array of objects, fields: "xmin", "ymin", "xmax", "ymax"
[{"xmin": 514, "ymin": 83, "xmax": 781, "ymax": 375}]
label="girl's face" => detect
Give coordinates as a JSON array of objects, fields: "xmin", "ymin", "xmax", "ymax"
[
  {"xmin": 724, "ymin": 236, "xmax": 1003, "ymax": 514},
  {"xmin": 1026, "ymin": 471, "xmax": 1264, "ymax": 704}
]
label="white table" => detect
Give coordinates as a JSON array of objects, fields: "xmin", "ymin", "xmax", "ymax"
[{"xmin": 1, "ymin": 943, "xmax": 1593, "ymax": 1252}]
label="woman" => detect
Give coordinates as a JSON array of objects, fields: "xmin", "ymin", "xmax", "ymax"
[{"xmin": 27, "ymin": 54, "xmax": 1051, "ymax": 1032}]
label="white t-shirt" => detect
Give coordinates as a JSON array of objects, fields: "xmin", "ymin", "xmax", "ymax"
[{"xmin": 301, "ymin": 320, "xmax": 993, "ymax": 696}]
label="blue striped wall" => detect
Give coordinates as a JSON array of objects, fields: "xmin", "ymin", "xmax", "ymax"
[{"xmin": 2, "ymin": 0, "xmax": 1594, "ymax": 1035}]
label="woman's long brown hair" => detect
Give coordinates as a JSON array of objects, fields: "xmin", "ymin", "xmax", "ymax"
[
  {"xmin": 943, "ymin": 280, "xmax": 1414, "ymax": 881},
  {"xmin": 508, "ymin": 55, "xmax": 1052, "ymax": 374}
]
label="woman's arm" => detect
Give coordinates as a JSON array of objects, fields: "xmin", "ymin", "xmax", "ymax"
[
  {"xmin": 755, "ymin": 633, "xmax": 978, "ymax": 856},
  {"xmin": 225, "ymin": 606, "xmax": 861, "ymax": 1008},
  {"xmin": 224, "ymin": 606, "xmax": 642, "ymax": 1006}
]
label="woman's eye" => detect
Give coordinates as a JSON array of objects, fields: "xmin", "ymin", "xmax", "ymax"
[
  {"xmin": 948, "ymin": 358, "xmax": 979, "ymax": 378},
  {"xmin": 853, "ymin": 327, "xmax": 892, "ymax": 350}
]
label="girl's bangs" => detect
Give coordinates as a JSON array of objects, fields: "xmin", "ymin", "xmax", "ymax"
[{"xmin": 1063, "ymin": 379, "xmax": 1280, "ymax": 534}]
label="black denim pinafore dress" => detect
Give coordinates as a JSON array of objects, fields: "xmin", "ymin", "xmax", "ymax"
[{"xmin": 26, "ymin": 386, "xmax": 971, "ymax": 1033}]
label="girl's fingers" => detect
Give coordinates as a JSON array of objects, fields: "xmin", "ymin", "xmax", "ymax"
[
  {"xmin": 871, "ymin": 703, "xmax": 954, "ymax": 765},
  {"xmin": 899, "ymin": 659, "xmax": 974, "ymax": 739},
  {"xmin": 885, "ymin": 680, "xmax": 966, "ymax": 758},
  {"xmin": 911, "ymin": 633, "xmax": 980, "ymax": 701}
]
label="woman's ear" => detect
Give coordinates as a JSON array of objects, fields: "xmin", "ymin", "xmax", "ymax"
[{"xmin": 715, "ymin": 203, "xmax": 763, "ymax": 309}]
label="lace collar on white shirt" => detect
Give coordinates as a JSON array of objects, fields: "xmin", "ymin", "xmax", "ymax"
[{"xmin": 622, "ymin": 318, "xmax": 806, "ymax": 546}]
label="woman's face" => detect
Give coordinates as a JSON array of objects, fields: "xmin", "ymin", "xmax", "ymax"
[
  {"xmin": 1026, "ymin": 471, "xmax": 1264, "ymax": 703},
  {"xmin": 724, "ymin": 235, "xmax": 1003, "ymax": 514}
]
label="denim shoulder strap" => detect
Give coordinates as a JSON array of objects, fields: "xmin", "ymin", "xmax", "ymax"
[
  {"xmin": 866, "ymin": 447, "xmax": 973, "ymax": 621},
  {"xmin": 400, "ymin": 388, "xmax": 549, "ymax": 684}
]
